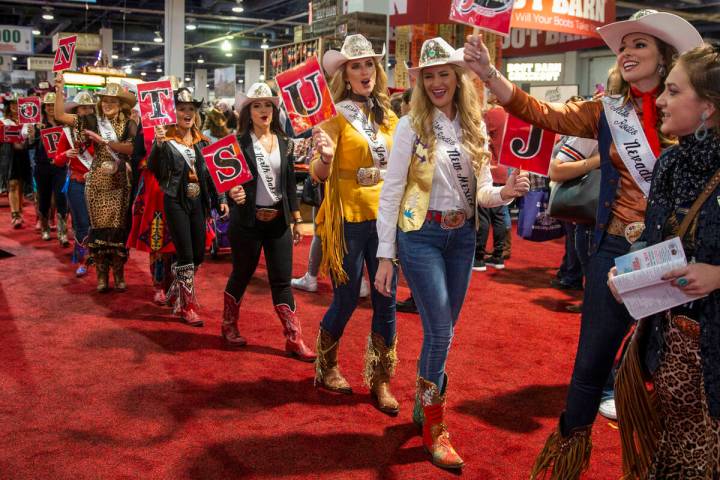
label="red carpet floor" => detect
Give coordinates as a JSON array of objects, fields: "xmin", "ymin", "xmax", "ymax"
[{"xmin": 0, "ymin": 202, "xmax": 623, "ymax": 479}]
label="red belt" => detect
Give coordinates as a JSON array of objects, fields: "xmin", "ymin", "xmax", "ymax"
[{"xmin": 426, "ymin": 210, "xmax": 443, "ymax": 223}]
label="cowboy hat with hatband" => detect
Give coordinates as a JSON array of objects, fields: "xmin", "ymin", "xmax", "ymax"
[
  {"xmin": 322, "ymin": 34, "xmax": 386, "ymax": 77},
  {"xmin": 408, "ymin": 37, "xmax": 468, "ymax": 78},
  {"xmin": 235, "ymin": 82, "xmax": 279, "ymax": 112},
  {"xmin": 98, "ymin": 82, "xmax": 137, "ymax": 109}
]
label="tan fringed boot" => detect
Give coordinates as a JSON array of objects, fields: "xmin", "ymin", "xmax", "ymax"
[
  {"xmin": 530, "ymin": 415, "xmax": 592, "ymax": 480},
  {"xmin": 363, "ymin": 332, "xmax": 399, "ymax": 416},
  {"xmin": 314, "ymin": 328, "xmax": 352, "ymax": 394}
]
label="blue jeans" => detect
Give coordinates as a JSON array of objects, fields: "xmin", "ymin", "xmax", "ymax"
[
  {"xmin": 398, "ymin": 219, "xmax": 476, "ymax": 390},
  {"xmin": 320, "ymin": 220, "xmax": 397, "ymax": 345},
  {"xmin": 564, "ymin": 233, "xmax": 635, "ymax": 431},
  {"xmin": 574, "ymin": 224, "xmax": 591, "ymax": 273},
  {"xmin": 66, "ymin": 179, "xmax": 90, "ymax": 244},
  {"xmin": 557, "ymin": 222, "xmax": 584, "ymax": 287}
]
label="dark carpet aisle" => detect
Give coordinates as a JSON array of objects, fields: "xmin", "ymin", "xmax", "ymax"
[{"xmin": 0, "ymin": 204, "xmax": 622, "ymax": 479}]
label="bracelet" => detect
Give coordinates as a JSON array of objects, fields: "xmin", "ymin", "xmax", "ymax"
[
  {"xmin": 378, "ymin": 257, "xmax": 399, "ymax": 266},
  {"xmin": 293, "ymin": 218, "xmax": 303, "ymax": 224},
  {"xmin": 319, "ymin": 156, "xmax": 331, "ymax": 166},
  {"xmin": 481, "ymin": 65, "xmax": 499, "ymax": 83}
]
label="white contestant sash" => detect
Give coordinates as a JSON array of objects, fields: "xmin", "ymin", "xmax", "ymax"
[
  {"xmin": 602, "ymin": 95, "xmax": 657, "ymax": 196},
  {"xmin": 432, "ymin": 110, "xmax": 475, "ymax": 216},
  {"xmin": 167, "ymin": 139, "xmax": 197, "ymax": 172},
  {"xmin": 336, "ymin": 100, "xmax": 388, "ymax": 170},
  {"xmin": 250, "ymin": 132, "xmax": 282, "ymax": 204},
  {"xmin": 97, "ymin": 116, "xmax": 122, "ymax": 163}
]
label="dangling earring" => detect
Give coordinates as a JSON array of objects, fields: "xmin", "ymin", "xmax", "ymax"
[
  {"xmin": 657, "ymin": 63, "xmax": 667, "ymax": 77},
  {"xmin": 695, "ymin": 110, "xmax": 710, "ymax": 141},
  {"xmin": 345, "ymin": 82, "xmax": 351, "ymax": 91}
]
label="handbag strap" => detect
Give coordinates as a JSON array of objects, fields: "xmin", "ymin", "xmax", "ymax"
[{"xmin": 678, "ymin": 166, "xmax": 720, "ymax": 239}]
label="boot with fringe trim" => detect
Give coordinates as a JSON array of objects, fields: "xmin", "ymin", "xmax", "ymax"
[
  {"xmin": 363, "ymin": 332, "xmax": 399, "ymax": 416},
  {"xmin": 314, "ymin": 328, "xmax": 351, "ymax": 394},
  {"xmin": 529, "ymin": 416, "xmax": 592, "ymax": 480}
]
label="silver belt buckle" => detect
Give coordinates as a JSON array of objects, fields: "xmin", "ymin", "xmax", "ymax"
[
  {"xmin": 356, "ymin": 167, "xmax": 380, "ymax": 186},
  {"xmin": 624, "ymin": 222, "xmax": 645, "ymax": 244},
  {"xmin": 186, "ymin": 182, "xmax": 200, "ymax": 199},
  {"xmin": 441, "ymin": 210, "xmax": 466, "ymax": 230}
]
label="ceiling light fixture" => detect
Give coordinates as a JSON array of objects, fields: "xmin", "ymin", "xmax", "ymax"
[
  {"xmin": 197, "ymin": 56, "xmax": 205, "ymax": 64},
  {"xmin": 258, "ymin": 74, "xmax": 265, "ymax": 81},
  {"xmin": 153, "ymin": 32, "xmax": 163, "ymax": 43},
  {"xmin": 124, "ymin": 66, "xmax": 133, "ymax": 74},
  {"xmin": 186, "ymin": 21, "xmax": 197, "ymax": 31},
  {"xmin": 155, "ymin": 67, "xmax": 162, "ymax": 73},
  {"xmin": 225, "ymin": 52, "xmax": 232, "ymax": 57},
  {"xmin": 140, "ymin": 72, "xmax": 146, "ymax": 76},
  {"xmin": 185, "ymin": 77, "xmax": 191, "ymax": 82},
  {"xmin": 111, "ymin": 53, "xmax": 119, "ymax": 60},
  {"xmin": 41, "ymin": 7, "xmax": 54, "ymax": 20},
  {"xmin": 232, "ymin": 0, "xmax": 244, "ymax": 13},
  {"xmin": 11, "ymin": 56, "xmax": 17, "ymax": 61},
  {"xmin": 132, "ymin": 44, "xmax": 140, "ymax": 52},
  {"xmin": 221, "ymin": 39, "xmax": 232, "ymax": 51},
  {"xmin": 32, "ymin": 29, "xmax": 41, "ymax": 36},
  {"xmin": 261, "ymin": 38, "xmax": 269, "ymax": 50}
]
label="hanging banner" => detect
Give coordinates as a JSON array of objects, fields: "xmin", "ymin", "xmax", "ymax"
[
  {"xmin": 18, "ymin": 97, "xmax": 41, "ymax": 124},
  {"xmin": 136, "ymin": 80, "xmax": 177, "ymax": 127},
  {"xmin": 510, "ymin": 0, "xmax": 615, "ymax": 39},
  {"xmin": 391, "ymin": 0, "xmax": 452, "ymax": 26},
  {"xmin": 499, "ymin": 114, "xmax": 555, "ymax": 176},
  {"xmin": 53, "ymin": 35, "xmax": 77, "ymax": 72},
  {"xmin": 3, "ymin": 124, "xmax": 23, "ymax": 143},
  {"xmin": 502, "ymin": 28, "xmax": 604, "ymax": 56},
  {"xmin": 202, "ymin": 134, "xmax": 253, "ymax": 194},
  {"xmin": 40, "ymin": 126, "xmax": 66, "ymax": 156},
  {"xmin": 450, "ymin": 0, "xmax": 514, "ymax": 37},
  {"xmin": 275, "ymin": 57, "xmax": 337, "ymax": 136}
]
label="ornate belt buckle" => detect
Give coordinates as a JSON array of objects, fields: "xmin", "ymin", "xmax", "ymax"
[
  {"xmin": 441, "ymin": 210, "xmax": 466, "ymax": 230},
  {"xmin": 256, "ymin": 208, "xmax": 279, "ymax": 222},
  {"xmin": 356, "ymin": 167, "xmax": 380, "ymax": 186},
  {"xmin": 185, "ymin": 182, "xmax": 200, "ymax": 199},
  {"xmin": 624, "ymin": 222, "xmax": 645, "ymax": 244},
  {"xmin": 99, "ymin": 160, "xmax": 117, "ymax": 175}
]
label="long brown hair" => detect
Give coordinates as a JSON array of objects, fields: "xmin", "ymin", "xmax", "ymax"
[
  {"xmin": 677, "ymin": 43, "xmax": 720, "ymax": 135},
  {"xmin": 238, "ymin": 102, "xmax": 287, "ymax": 138},
  {"xmin": 328, "ymin": 57, "xmax": 392, "ymax": 128},
  {"xmin": 203, "ymin": 108, "xmax": 230, "ymax": 138}
]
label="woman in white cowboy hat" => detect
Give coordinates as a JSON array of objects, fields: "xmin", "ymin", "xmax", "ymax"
[
  {"xmin": 310, "ymin": 34, "xmax": 401, "ymax": 415},
  {"xmin": 54, "ymin": 75, "xmax": 138, "ymax": 293},
  {"xmin": 374, "ymin": 37, "xmax": 529, "ymax": 470},
  {"xmin": 218, "ymin": 82, "xmax": 315, "ymax": 361},
  {"xmin": 148, "ymin": 87, "xmax": 229, "ymax": 327},
  {"xmin": 463, "ymin": 10, "xmax": 704, "ymax": 479},
  {"xmin": 2, "ymin": 93, "xmax": 32, "ymax": 229},
  {"xmin": 29, "ymin": 91, "xmax": 70, "ymax": 246},
  {"xmin": 52, "ymin": 90, "xmax": 95, "ymax": 277}
]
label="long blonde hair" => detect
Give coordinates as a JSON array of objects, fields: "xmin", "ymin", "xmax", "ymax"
[
  {"xmin": 409, "ymin": 65, "xmax": 489, "ymax": 175},
  {"xmin": 328, "ymin": 57, "xmax": 392, "ymax": 127}
]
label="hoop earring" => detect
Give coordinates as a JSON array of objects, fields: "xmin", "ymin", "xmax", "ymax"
[
  {"xmin": 695, "ymin": 110, "xmax": 710, "ymax": 141},
  {"xmin": 657, "ymin": 63, "xmax": 667, "ymax": 77}
]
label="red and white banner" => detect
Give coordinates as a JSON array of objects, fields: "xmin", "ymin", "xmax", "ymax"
[
  {"xmin": 499, "ymin": 114, "xmax": 556, "ymax": 176},
  {"xmin": 18, "ymin": 97, "xmax": 41, "ymax": 125},
  {"xmin": 2, "ymin": 124, "xmax": 23, "ymax": 143},
  {"xmin": 275, "ymin": 57, "xmax": 337, "ymax": 136},
  {"xmin": 53, "ymin": 35, "xmax": 77, "ymax": 72},
  {"xmin": 510, "ymin": 0, "xmax": 615, "ymax": 39},
  {"xmin": 202, "ymin": 134, "xmax": 253, "ymax": 193},
  {"xmin": 450, "ymin": 0, "xmax": 514, "ymax": 37},
  {"xmin": 40, "ymin": 126, "xmax": 66, "ymax": 156},
  {"xmin": 136, "ymin": 80, "xmax": 177, "ymax": 127},
  {"xmin": 391, "ymin": 0, "xmax": 452, "ymax": 26},
  {"xmin": 502, "ymin": 28, "xmax": 604, "ymax": 57}
]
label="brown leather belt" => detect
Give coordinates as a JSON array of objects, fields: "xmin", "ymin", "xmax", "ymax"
[
  {"xmin": 256, "ymin": 208, "xmax": 280, "ymax": 222},
  {"xmin": 670, "ymin": 314, "xmax": 700, "ymax": 341},
  {"xmin": 607, "ymin": 216, "xmax": 645, "ymax": 244}
]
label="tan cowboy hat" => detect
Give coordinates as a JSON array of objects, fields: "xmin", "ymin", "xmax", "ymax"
[
  {"xmin": 65, "ymin": 91, "xmax": 96, "ymax": 113},
  {"xmin": 159, "ymin": 75, "xmax": 183, "ymax": 90},
  {"xmin": 322, "ymin": 34, "xmax": 385, "ymax": 77},
  {"xmin": 174, "ymin": 87, "xmax": 203, "ymax": 108},
  {"xmin": 597, "ymin": 9, "xmax": 703, "ymax": 55},
  {"xmin": 98, "ymin": 82, "xmax": 137, "ymax": 109},
  {"xmin": 235, "ymin": 82, "xmax": 279, "ymax": 111},
  {"xmin": 42, "ymin": 92, "xmax": 56, "ymax": 104},
  {"xmin": 408, "ymin": 37, "xmax": 467, "ymax": 78}
]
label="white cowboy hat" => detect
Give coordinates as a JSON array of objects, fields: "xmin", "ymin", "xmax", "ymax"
[
  {"xmin": 408, "ymin": 37, "xmax": 467, "ymax": 78},
  {"xmin": 235, "ymin": 82, "xmax": 279, "ymax": 111},
  {"xmin": 322, "ymin": 34, "xmax": 385, "ymax": 77},
  {"xmin": 597, "ymin": 10, "xmax": 703, "ymax": 55}
]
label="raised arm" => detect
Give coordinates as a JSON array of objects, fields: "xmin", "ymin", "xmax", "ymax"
[
  {"xmin": 309, "ymin": 116, "xmax": 341, "ymax": 182},
  {"xmin": 53, "ymin": 73, "xmax": 76, "ymax": 127}
]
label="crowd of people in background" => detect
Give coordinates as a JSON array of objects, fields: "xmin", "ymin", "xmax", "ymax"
[{"xmin": 1, "ymin": 8, "xmax": 720, "ymax": 477}]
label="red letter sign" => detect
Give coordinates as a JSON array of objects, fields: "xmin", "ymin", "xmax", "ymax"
[
  {"xmin": 202, "ymin": 135, "xmax": 253, "ymax": 193},
  {"xmin": 3, "ymin": 125, "xmax": 23, "ymax": 143},
  {"xmin": 450, "ymin": 0, "xmax": 514, "ymax": 37},
  {"xmin": 499, "ymin": 114, "xmax": 556, "ymax": 176},
  {"xmin": 53, "ymin": 35, "xmax": 77, "ymax": 72},
  {"xmin": 18, "ymin": 97, "xmax": 41, "ymax": 125},
  {"xmin": 137, "ymin": 80, "xmax": 177, "ymax": 127},
  {"xmin": 275, "ymin": 57, "xmax": 337, "ymax": 136},
  {"xmin": 40, "ymin": 126, "xmax": 66, "ymax": 156}
]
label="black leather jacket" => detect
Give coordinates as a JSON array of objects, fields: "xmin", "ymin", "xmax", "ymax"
[{"xmin": 147, "ymin": 138, "xmax": 226, "ymax": 214}]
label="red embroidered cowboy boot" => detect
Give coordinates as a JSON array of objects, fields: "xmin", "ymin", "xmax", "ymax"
[
  {"xmin": 222, "ymin": 291, "xmax": 247, "ymax": 347},
  {"xmin": 172, "ymin": 263, "xmax": 203, "ymax": 327},
  {"xmin": 275, "ymin": 304, "xmax": 316, "ymax": 362},
  {"xmin": 417, "ymin": 376, "xmax": 464, "ymax": 470}
]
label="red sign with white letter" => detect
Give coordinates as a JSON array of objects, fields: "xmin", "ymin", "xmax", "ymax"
[
  {"xmin": 3, "ymin": 124, "xmax": 23, "ymax": 143},
  {"xmin": 53, "ymin": 35, "xmax": 77, "ymax": 72},
  {"xmin": 275, "ymin": 57, "xmax": 337, "ymax": 136},
  {"xmin": 499, "ymin": 114, "xmax": 555, "ymax": 176},
  {"xmin": 450, "ymin": 0, "xmax": 514, "ymax": 36},
  {"xmin": 137, "ymin": 80, "xmax": 177, "ymax": 127},
  {"xmin": 18, "ymin": 97, "xmax": 41, "ymax": 124},
  {"xmin": 202, "ymin": 135, "xmax": 253, "ymax": 193},
  {"xmin": 40, "ymin": 126, "xmax": 66, "ymax": 156}
]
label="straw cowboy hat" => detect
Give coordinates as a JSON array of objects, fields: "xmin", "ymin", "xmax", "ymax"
[
  {"xmin": 98, "ymin": 82, "xmax": 137, "ymax": 109},
  {"xmin": 408, "ymin": 37, "xmax": 467, "ymax": 78},
  {"xmin": 322, "ymin": 34, "xmax": 386, "ymax": 77},
  {"xmin": 65, "ymin": 91, "xmax": 96, "ymax": 113},
  {"xmin": 235, "ymin": 82, "xmax": 279, "ymax": 111},
  {"xmin": 597, "ymin": 9, "xmax": 704, "ymax": 55},
  {"xmin": 175, "ymin": 87, "xmax": 204, "ymax": 108}
]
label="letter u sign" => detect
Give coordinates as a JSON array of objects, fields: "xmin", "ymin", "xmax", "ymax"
[{"xmin": 280, "ymin": 71, "xmax": 324, "ymax": 117}]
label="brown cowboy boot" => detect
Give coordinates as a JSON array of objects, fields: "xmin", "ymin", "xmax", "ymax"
[
  {"xmin": 221, "ymin": 291, "xmax": 247, "ymax": 347},
  {"xmin": 314, "ymin": 328, "xmax": 352, "ymax": 394},
  {"xmin": 363, "ymin": 332, "xmax": 399, "ymax": 416},
  {"xmin": 96, "ymin": 255, "xmax": 110, "ymax": 293},
  {"xmin": 529, "ymin": 415, "xmax": 592, "ymax": 480},
  {"xmin": 111, "ymin": 256, "xmax": 127, "ymax": 292},
  {"xmin": 417, "ymin": 376, "xmax": 464, "ymax": 470},
  {"xmin": 275, "ymin": 304, "xmax": 316, "ymax": 362}
]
